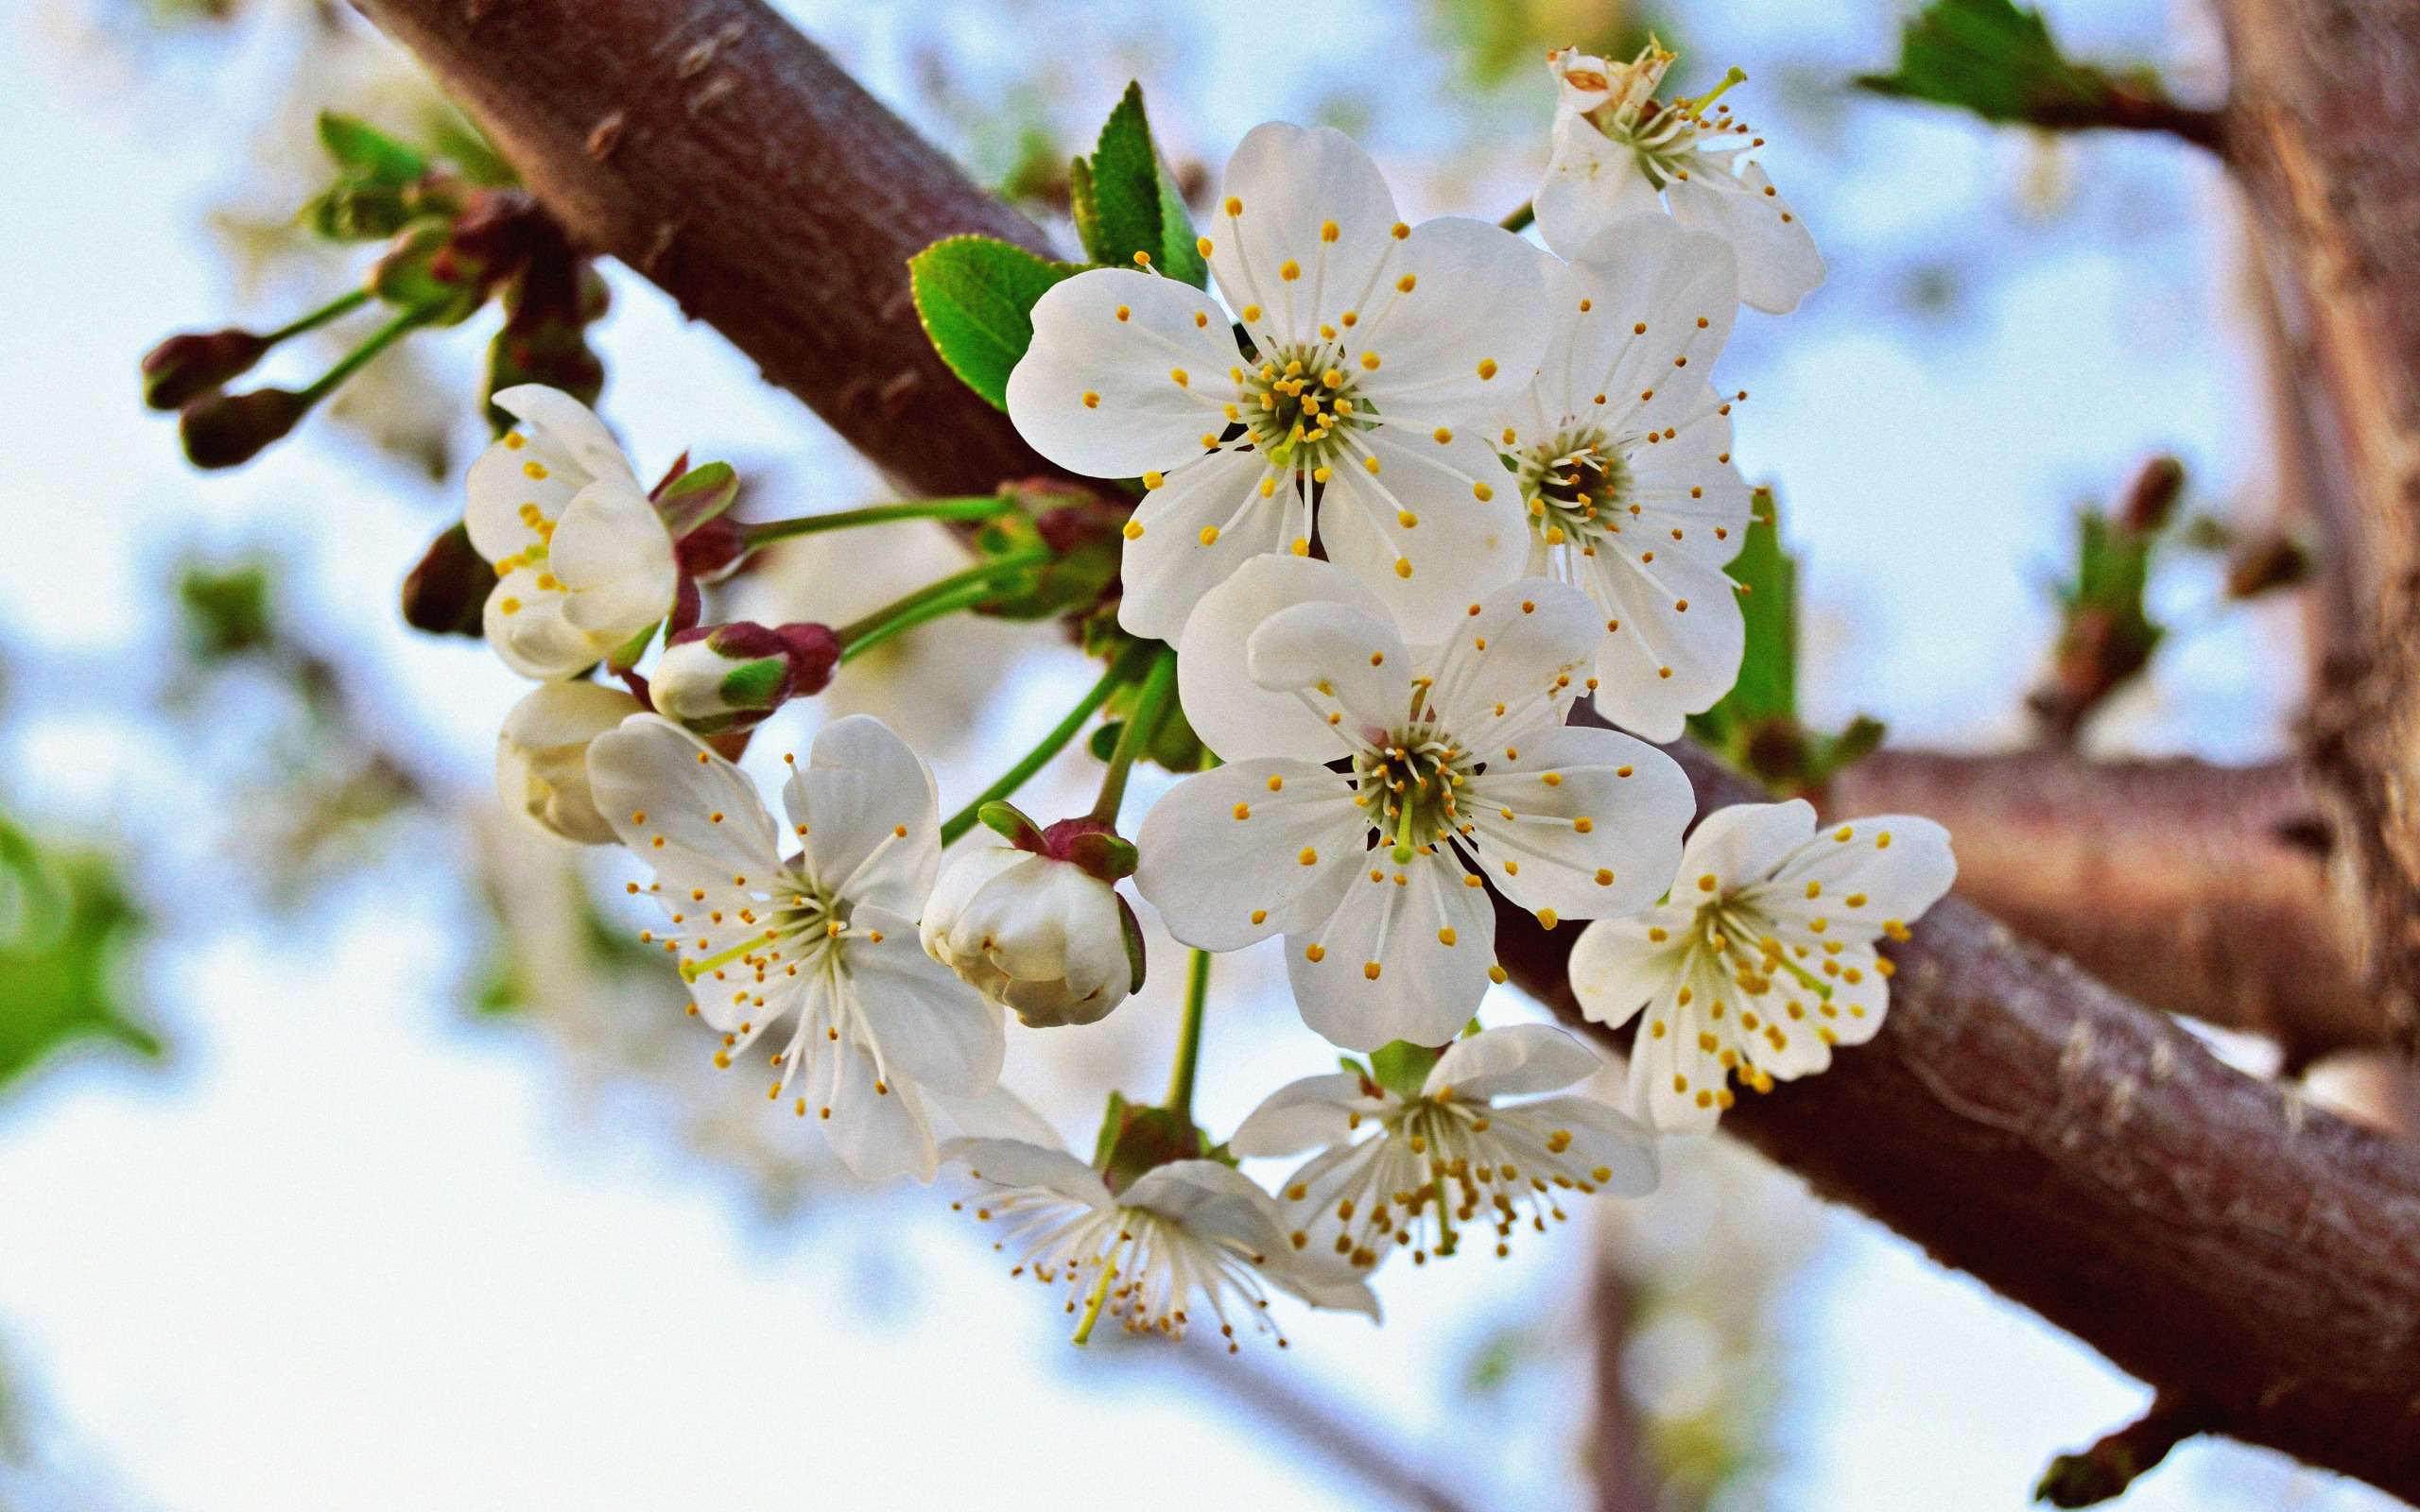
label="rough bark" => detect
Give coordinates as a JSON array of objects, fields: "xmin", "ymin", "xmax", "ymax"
[
  {"xmin": 1828, "ymin": 749, "xmax": 2376, "ymax": 1069},
  {"xmin": 2221, "ymin": 0, "xmax": 2420, "ymax": 1056},
  {"xmin": 358, "ymin": 0, "xmax": 1058, "ymax": 499},
  {"xmin": 343, "ymin": 0, "xmax": 2420, "ymax": 1495},
  {"xmin": 1495, "ymin": 736, "xmax": 2420, "ymax": 1502}
]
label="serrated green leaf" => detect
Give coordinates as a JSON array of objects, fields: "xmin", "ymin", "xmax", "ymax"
[
  {"xmin": 1156, "ymin": 166, "xmax": 1210, "ymax": 288},
  {"xmin": 1856, "ymin": 0, "xmax": 2109, "ymax": 124},
  {"xmin": 319, "ymin": 112, "xmax": 428, "ymax": 185},
  {"xmin": 908, "ymin": 235, "xmax": 1082, "ymax": 411},
  {"xmin": 1689, "ymin": 490, "xmax": 1794, "ymax": 748},
  {"xmin": 1075, "ymin": 82, "xmax": 1165, "ymax": 271}
]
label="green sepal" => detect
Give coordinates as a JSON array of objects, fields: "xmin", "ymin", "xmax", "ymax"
[
  {"xmin": 318, "ymin": 112, "xmax": 429, "ymax": 186},
  {"xmin": 1063, "ymin": 830, "xmax": 1139, "ymax": 884},
  {"xmin": 1092, "ymin": 1091, "xmax": 1205, "ymax": 1196},
  {"xmin": 1856, "ymin": 0, "xmax": 2117, "ymax": 126},
  {"xmin": 656, "ymin": 460, "xmax": 739, "ymax": 538},
  {"xmin": 1369, "ymin": 1040, "xmax": 1443, "ymax": 1101},
  {"xmin": 907, "ymin": 235, "xmax": 1084, "ymax": 411},
  {"xmin": 604, "ymin": 620, "xmax": 659, "ymax": 675},
  {"xmin": 1103, "ymin": 669, "xmax": 1217, "ymax": 773},
  {"xmin": 977, "ymin": 799, "xmax": 1046, "ymax": 850},
  {"xmin": 969, "ymin": 509, "xmax": 1120, "ymax": 620},
  {"xmin": 1116, "ymin": 892, "xmax": 1148, "ymax": 995},
  {"xmin": 717, "ymin": 656, "xmax": 788, "ymax": 709},
  {"xmin": 1088, "ymin": 720, "xmax": 1122, "ymax": 762},
  {"xmin": 1335, "ymin": 1055, "xmax": 1373, "ymax": 1081},
  {"xmin": 371, "ymin": 219, "xmax": 484, "ymax": 325}
]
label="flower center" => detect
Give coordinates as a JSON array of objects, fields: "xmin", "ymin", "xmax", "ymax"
[
  {"xmin": 1516, "ymin": 428, "xmax": 1631, "ymax": 555},
  {"xmin": 1241, "ymin": 342, "xmax": 1374, "ymax": 474},
  {"xmin": 1353, "ymin": 714, "xmax": 1473, "ymax": 860}
]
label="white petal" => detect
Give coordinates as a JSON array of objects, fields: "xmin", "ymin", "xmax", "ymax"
[
  {"xmin": 1426, "ymin": 576, "xmax": 1602, "ymax": 738},
  {"xmin": 483, "ymin": 580, "xmax": 601, "ymax": 680},
  {"xmin": 1316, "ymin": 428, "xmax": 1528, "ymax": 643},
  {"xmin": 1494, "ymin": 1093, "xmax": 1658, "ymax": 1194},
  {"xmin": 944, "ymin": 1136, "xmax": 1112, "ymax": 1207},
  {"xmin": 1531, "ymin": 216, "xmax": 1738, "ymax": 429},
  {"xmin": 1006, "ymin": 268, "xmax": 1242, "ymax": 480},
  {"xmin": 1464, "ymin": 726, "xmax": 1694, "ymax": 921},
  {"xmin": 495, "ymin": 680, "xmax": 644, "ymax": 846},
  {"xmin": 1535, "ymin": 113, "xmax": 1666, "ymax": 262},
  {"xmin": 1229, "ymin": 1073, "xmax": 1380, "ymax": 1159},
  {"xmin": 493, "ymin": 385, "xmax": 640, "ymax": 490},
  {"xmin": 1665, "ymin": 159, "xmax": 1824, "ymax": 316},
  {"xmin": 1176, "ymin": 555, "xmax": 1394, "ymax": 763},
  {"xmin": 1246, "ymin": 598, "xmax": 1410, "ymax": 740},
  {"xmin": 847, "ymin": 907, "xmax": 1003, "ymax": 1097},
  {"xmin": 1122, "ymin": 1160, "xmax": 1290, "ymax": 1260},
  {"xmin": 825, "ymin": 1041, "xmax": 939, "ymax": 1182},
  {"xmin": 1677, "ymin": 799, "xmax": 1818, "ymax": 893},
  {"xmin": 1753, "ymin": 814, "xmax": 1958, "ymax": 930},
  {"xmin": 1566, "ymin": 908, "xmax": 1692, "ymax": 1030},
  {"xmin": 588, "ymin": 713, "xmax": 784, "ymax": 879},
  {"xmin": 1208, "ymin": 123, "xmax": 1400, "ymax": 348},
  {"xmin": 927, "ymin": 1086, "xmax": 1066, "ymax": 1151},
  {"xmin": 1115, "ymin": 448, "xmax": 1293, "ymax": 643},
  {"xmin": 551, "ymin": 480, "xmax": 678, "ymax": 636},
  {"xmin": 1426, "ymin": 1023, "xmax": 1599, "ymax": 1100},
  {"xmin": 1347, "ymin": 217, "xmax": 1551, "ymax": 429},
  {"xmin": 465, "ymin": 432, "xmax": 586, "ymax": 563},
  {"xmin": 1626, "ymin": 966, "xmax": 1728, "ymax": 1135},
  {"xmin": 786, "ymin": 714, "xmax": 941, "ymax": 916},
  {"xmin": 1585, "ymin": 540, "xmax": 1746, "ymax": 743},
  {"xmin": 1287, "ymin": 850, "xmax": 1494, "ymax": 1051},
  {"xmin": 919, "ymin": 847, "xmax": 1027, "ymax": 960},
  {"xmin": 1133, "ymin": 759, "xmax": 1363, "ymax": 952}
]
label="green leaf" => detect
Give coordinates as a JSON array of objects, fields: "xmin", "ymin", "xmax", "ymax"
[
  {"xmin": 1156, "ymin": 167, "xmax": 1210, "ymax": 288},
  {"xmin": 178, "ymin": 560, "xmax": 275, "ymax": 662},
  {"xmin": 1370, "ymin": 1040, "xmax": 1443, "ymax": 1101},
  {"xmin": 1688, "ymin": 488, "xmax": 1795, "ymax": 749},
  {"xmin": 319, "ymin": 112, "xmax": 429, "ymax": 185},
  {"xmin": 0, "ymin": 816, "xmax": 159, "ymax": 1095},
  {"xmin": 1856, "ymin": 0, "xmax": 2111, "ymax": 124},
  {"xmin": 908, "ymin": 235, "xmax": 1082, "ymax": 411},
  {"xmin": 1074, "ymin": 83, "xmax": 1165, "ymax": 272}
]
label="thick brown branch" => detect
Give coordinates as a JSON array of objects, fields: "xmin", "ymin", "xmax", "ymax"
[
  {"xmin": 343, "ymin": 0, "xmax": 2420, "ymax": 1494},
  {"xmin": 1829, "ymin": 749, "xmax": 2377, "ymax": 1068},
  {"xmin": 2221, "ymin": 0, "xmax": 2420, "ymax": 1055},
  {"xmin": 1496, "ymin": 736, "xmax": 2420, "ymax": 1500}
]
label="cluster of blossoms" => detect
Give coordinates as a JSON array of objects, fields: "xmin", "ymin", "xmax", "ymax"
[{"xmin": 453, "ymin": 47, "xmax": 1953, "ymax": 1350}]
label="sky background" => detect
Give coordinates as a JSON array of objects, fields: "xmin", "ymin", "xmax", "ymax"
[{"xmin": 0, "ymin": 0, "xmax": 2386, "ymax": 1507}]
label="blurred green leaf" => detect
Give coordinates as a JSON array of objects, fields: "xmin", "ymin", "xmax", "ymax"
[
  {"xmin": 908, "ymin": 235, "xmax": 1082, "ymax": 411},
  {"xmin": 1858, "ymin": 0, "xmax": 2133, "ymax": 126},
  {"xmin": 178, "ymin": 559, "xmax": 275, "ymax": 662},
  {"xmin": 0, "ymin": 816, "xmax": 158, "ymax": 1094},
  {"xmin": 318, "ymin": 112, "xmax": 428, "ymax": 185}
]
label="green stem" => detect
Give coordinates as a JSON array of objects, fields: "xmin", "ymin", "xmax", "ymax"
[
  {"xmin": 1165, "ymin": 948, "xmax": 1211, "ymax": 1122},
  {"xmin": 743, "ymin": 497, "xmax": 1015, "ymax": 547},
  {"xmin": 939, "ymin": 651, "xmax": 1142, "ymax": 847},
  {"xmin": 833, "ymin": 545, "xmax": 1052, "ymax": 652},
  {"xmin": 1087, "ymin": 646, "xmax": 1178, "ymax": 825},
  {"xmin": 1499, "ymin": 200, "xmax": 1535, "ymax": 234},
  {"xmin": 296, "ymin": 300, "xmax": 440, "ymax": 406},
  {"xmin": 264, "ymin": 286, "xmax": 374, "ymax": 345}
]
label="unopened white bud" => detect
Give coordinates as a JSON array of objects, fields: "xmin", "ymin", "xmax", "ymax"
[
  {"xmin": 495, "ymin": 680, "xmax": 643, "ymax": 845},
  {"xmin": 921, "ymin": 848, "xmax": 1141, "ymax": 1027}
]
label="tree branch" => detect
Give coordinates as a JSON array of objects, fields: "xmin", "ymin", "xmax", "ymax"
[
  {"xmin": 2221, "ymin": 0, "xmax": 2420, "ymax": 1057},
  {"xmin": 341, "ymin": 0, "xmax": 2420, "ymax": 1494},
  {"xmin": 1828, "ymin": 749, "xmax": 2379, "ymax": 1068}
]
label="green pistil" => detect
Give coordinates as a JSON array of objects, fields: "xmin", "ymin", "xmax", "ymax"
[{"xmin": 1072, "ymin": 1251, "xmax": 1120, "ymax": 1346}]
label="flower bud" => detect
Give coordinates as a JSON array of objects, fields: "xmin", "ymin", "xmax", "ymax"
[
  {"xmin": 921, "ymin": 804, "xmax": 1147, "ymax": 1028},
  {"xmin": 143, "ymin": 329, "xmax": 270, "ymax": 412},
  {"xmin": 179, "ymin": 387, "xmax": 306, "ymax": 471},
  {"xmin": 495, "ymin": 681, "xmax": 644, "ymax": 845},
  {"xmin": 401, "ymin": 521, "xmax": 498, "ymax": 638},
  {"xmin": 650, "ymin": 621, "xmax": 840, "ymax": 734}
]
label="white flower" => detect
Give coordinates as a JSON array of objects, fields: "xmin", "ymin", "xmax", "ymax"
[
  {"xmin": 466, "ymin": 386, "xmax": 679, "ymax": 679},
  {"xmin": 494, "ymin": 679, "xmax": 645, "ymax": 845},
  {"xmin": 1568, "ymin": 799, "xmax": 1957, "ymax": 1134},
  {"xmin": 1491, "ymin": 215, "xmax": 1754, "ymax": 741},
  {"xmin": 1535, "ymin": 44, "xmax": 1825, "ymax": 316},
  {"xmin": 921, "ymin": 846, "xmax": 1141, "ymax": 1027},
  {"xmin": 1133, "ymin": 556, "xmax": 1695, "ymax": 1051},
  {"xmin": 947, "ymin": 1135, "xmax": 1377, "ymax": 1349},
  {"xmin": 1007, "ymin": 122, "xmax": 1553, "ymax": 644},
  {"xmin": 1232, "ymin": 1024, "xmax": 1657, "ymax": 1272},
  {"xmin": 587, "ymin": 712, "xmax": 1005, "ymax": 1181}
]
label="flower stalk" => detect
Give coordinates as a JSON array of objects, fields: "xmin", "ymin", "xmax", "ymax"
[
  {"xmin": 940, "ymin": 648, "xmax": 1146, "ymax": 846},
  {"xmin": 833, "ymin": 544, "xmax": 1054, "ymax": 662},
  {"xmin": 1165, "ymin": 948, "xmax": 1211, "ymax": 1122},
  {"xmin": 1087, "ymin": 646, "xmax": 1178, "ymax": 826},
  {"xmin": 742, "ymin": 496, "xmax": 1019, "ymax": 547}
]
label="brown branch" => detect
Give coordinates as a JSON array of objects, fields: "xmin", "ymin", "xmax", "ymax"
[
  {"xmin": 2221, "ymin": 0, "xmax": 2420, "ymax": 1056},
  {"xmin": 1828, "ymin": 749, "xmax": 2378, "ymax": 1069},
  {"xmin": 340, "ymin": 0, "xmax": 2420, "ymax": 1494},
  {"xmin": 1585, "ymin": 1256, "xmax": 1659, "ymax": 1512},
  {"xmin": 1497, "ymin": 734, "xmax": 2420, "ymax": 1501}
]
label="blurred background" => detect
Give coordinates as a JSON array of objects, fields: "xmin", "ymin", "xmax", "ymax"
[{"xmin": 0, "ymin": 0, "xmax": 2388, "ymax": 1507}]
